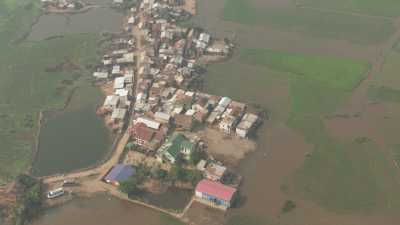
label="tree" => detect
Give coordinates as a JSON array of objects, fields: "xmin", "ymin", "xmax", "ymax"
[
  {"xmin": 185, "ymin": 170, "xmax": 203, "ymax": 185},
  {"xmin": 151, "ymin": 167, "xmax": 167, "ymax": 180},
  {"xmin": 170, "ymin": 164, "xmax": 186, "ymax": 181},
  {"xmin": 13, "ymin": 174, "xmax": 43, "ymax": 225},
  {"xmin": 134, "ymin": 164, "xmax": 150, "ymax": 185},
  {"xmin": 175, "ymin": 153, "xmax": 185, "ymax": 166},
  {"xmin": 119, "ymin": 178, "xmax": 141, "ymax": 196},
  {"xmin": 281, "ymin": 200, "xmax": 296, "ymax": 214},
  {"xmin": 189, "ymin": 150, "xmax": 206, "ymax": 165}
]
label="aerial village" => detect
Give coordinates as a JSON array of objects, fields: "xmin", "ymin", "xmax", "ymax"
[{"xmin": 44, "ymin": 0, "xmax": 262, "ymax": 214}]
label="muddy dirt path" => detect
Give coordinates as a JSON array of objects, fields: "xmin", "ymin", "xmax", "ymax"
[{"xmin": 340, "ymin": 17, "xmax": 400, "ymax": 114}]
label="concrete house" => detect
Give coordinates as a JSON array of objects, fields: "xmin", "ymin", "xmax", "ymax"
[
  {"xmin": 236, "ymin": 113, "xmax": 259, "ymax": 138},
  {"xmin": 219, "ymin": 115, "xmax": 237, "ymax": 134},
  {"xmin": 195, "ymin": 179, "xmax": 237, "ymax": 210},
  {"xmin": 158, "ymin": 133, "xmax": 196, "ymax": 163},
  {"xmin": 205, "ymin": 163, "xmax": 227, "ymax": 182},
  {"xmin": 174, "ymin": 114, "xmax": 194, "ymax": 131},
  {"xmin": 103, "ymin": 95, "xmax": 120, "ymax": 111}
]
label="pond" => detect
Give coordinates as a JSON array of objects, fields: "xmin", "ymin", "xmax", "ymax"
[
  {"xmin": 137, "ymin": 187, "xmax": 193, "ymax": 211},
  {"xmin": 28, "ymin": 7, "xmax": 123, "ymax": 41},
  {"xmin": 32, "ymin": 86, "xmax": 112, "ymax": 177}
]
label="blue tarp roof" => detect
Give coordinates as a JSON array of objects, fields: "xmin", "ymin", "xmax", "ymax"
[{"xmin": 105, "ymin": 164, "xmax": 135, "ymax": 183}]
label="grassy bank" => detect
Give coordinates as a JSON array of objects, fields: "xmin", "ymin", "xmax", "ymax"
[
  {"xmin": 297, "ymin": 0, "xmax": 400, "ymax": 18},
  {"xmin": 222, "ymin": 0, "xmax": 395, "ymax": 44},
  {"xmin": 0, "ymin": 0, "xmax": 101, "ymax": 182}
]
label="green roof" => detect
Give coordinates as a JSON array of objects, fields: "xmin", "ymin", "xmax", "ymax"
[{"xmin": 165, "ymin": 133, "xmax": 194, "ymax": 158}]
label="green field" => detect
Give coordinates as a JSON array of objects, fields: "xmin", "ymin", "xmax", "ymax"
[
  {"xmin": 368, "ymin": 86, "xmax": 400, "ymax": 103},
  {"xmin": 366, "ymin": 50, "xmax": 400, "ymax": 103},
  {"xmin": 297, "ymin": 0, "xmax": 400, "ymax": 17},
  {"xmin": 231, "ymin": 49, "xmax": 400, "ymax": 212},
  {"xmin": 222, "ymin": 0, "xmax": 395, "ymax": 44},
  {"xmin": 240, "ymin": 49, "xmax": 369, "ymax": 90},
  {"xmin": 0, "ymin": 0, "xmax": 100, "ymax": 182}
]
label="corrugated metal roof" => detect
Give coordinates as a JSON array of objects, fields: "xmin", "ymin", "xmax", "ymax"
[
  {"xmin": 196, "ymin": 179, "xmax": 236, "ymax": 201},
  {"xmin": 105, "ymin": 164, "xmax": 135, "ymax": 183}
]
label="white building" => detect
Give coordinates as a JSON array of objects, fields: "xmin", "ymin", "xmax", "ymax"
[
  {"xmin": 135, "ymin": 117, "xmax": 161, "ymax": 130},
  {"xmin": 114, "ymin": 77, "xmax": 125, "ymax": 89},
  {"xmin": 93, "ymin": 71, "xmax": 109, "ymax": 79},
  {"xmin": 236, "ymin": 113, "xmax": 259, "ymax": 138}
]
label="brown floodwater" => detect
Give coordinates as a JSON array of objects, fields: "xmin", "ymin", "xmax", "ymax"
[
  {"xmin": 32, "ymin": 0, "xmax": 400, "ymax": 225},
  {"xmin": 31, "ymin": 194, "xmax": 177, "ymax": 225}
]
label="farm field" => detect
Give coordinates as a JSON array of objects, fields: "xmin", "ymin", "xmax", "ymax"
[
  {"xmin": 0, "ymin": 0, "xmax": 100, "ymax": 182},
  {"xmin": 297, "ymin": 0, "xmax": 400, "ymax": 18},
  {"xmin": 222, "ymin": 0, "xmax": 396, "ymax": 44},
  {"xmin": 235, "ymin": 49, "xmax": 400, "ymax": 212}
]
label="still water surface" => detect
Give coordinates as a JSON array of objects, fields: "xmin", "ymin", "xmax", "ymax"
[
  {"xmin": 31, "ymin": 194, "xmax": 174, "ymax": 225},
  {"xmin": 28, "ymin": 7, "xmax": 123, "ymax": 41},
  {"xmin": 32, "ymin": 86, "xmax": 111, "ymax": 177}
]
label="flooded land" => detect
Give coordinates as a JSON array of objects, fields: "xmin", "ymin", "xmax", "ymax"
[
  {"xmin": 3, "ymin": 0, "xmax": 400, "ymax": 225},
  {"xmin": 31, "ymin": 194, "xmax": 184, "ymax": 225}
]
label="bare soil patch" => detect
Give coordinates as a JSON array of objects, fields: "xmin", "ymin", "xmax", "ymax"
[{"xmin": 196, "ymin": 128, "xmax": 256, "ymax": 165}]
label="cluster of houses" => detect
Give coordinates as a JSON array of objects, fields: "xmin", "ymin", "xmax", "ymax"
[
  {"xmin": 41, "ymin": 0, "xmax": 85, "ymax": 11},
  {"xmin": 97, "ymin": 0, "xmax": 261, "ymax": 211},
  {"xmin": 95, "ymin": 37, "xmax": 137, "ymax": 132}
]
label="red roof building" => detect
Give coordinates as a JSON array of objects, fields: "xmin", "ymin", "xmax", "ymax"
[
  {"xmin": 195, "ymin": 179, "xmax": 237, "ymax": 210},
  {"xmin": 130, "ymin": 122, "xmax": 167, "ymax": 151}
]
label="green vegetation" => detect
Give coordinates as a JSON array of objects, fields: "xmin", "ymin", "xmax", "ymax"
[
  {"xmin": 240, "ymin": 49, "xmax": 369, "ymax": 90},
  {"xmin": 295, "ymin": 139, "xmax": 400, "ymax": 212},
  {"xmin": 151, "ymin": 166, "xmax": 168, "ymax": 180},
  {"xmin": 188, "ymin": 150, "xmax": 207, "ymax": 165},
  {"xmin": 297, "ymin": 0, "xmax": 400, "ymax": 17},
  {"xmin": 368, "ymin": 86, "xmax": 400, "ymax": 103},
  {"xmin": 280, "ymin": 200, "xmax": 296, "ymax": 214},
  {"xmin": 169, "ymin": 164, "xmax": 203, "ymax": 186},
  {"xmin": 119, "ymin": 162, "xmax": 203, "ymax": 198},
  {"xmin": 119, "ymin": 164, "xmax": 150, "ymax": 196},
  {"xmin": 12, "ymin": 174, "xmax": 43, "ymax": 225},
  {"xmin": 236, "ymin": 48, "xmax": 400, "ymax": 212},
  {"xmin": 0, "ymin": 0, "xmax": 100, "ymax": 182},
  {"xmin": 223, "ymin": 0, "xmax": 395, "ymax": 44},
  {"xmin": 119, "ymin": 178, "xmax": 142, "ymax": 196}
]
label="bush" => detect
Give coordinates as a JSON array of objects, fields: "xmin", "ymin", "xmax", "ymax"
[
  {"xmin": 151, "ymin": 167, "xmax": 167, "ymax": 180},
  {"xmin": 13, "ymin": 174, "xmax": 43, "ymax": 225},
  {"xmin": 169, "ymin": 165, "xmax": 203, "ymax": 185},
  {"xmin": 189, "ymin": 150, "xmax": 207, "ymax": 165},
  {"xmin": 281, "ymin": 200, "xmax": 296, "ymax": 214},
  {"xmin": 119, "ymin": 178, "xmax": 141, "ymax": 196}
]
